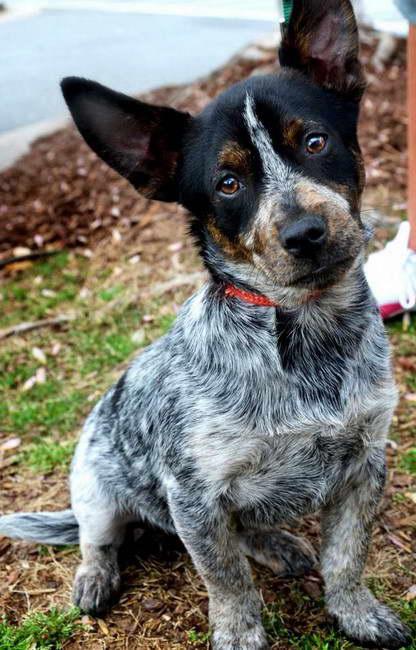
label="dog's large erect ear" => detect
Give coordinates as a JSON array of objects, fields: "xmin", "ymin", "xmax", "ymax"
[
  {"xmin": 61, "ymin": 77, "xmax": 192, "ymax": 201},
  {"xmin": 278, "ymin": 0, "xmax": 365, "ymax": 99}
]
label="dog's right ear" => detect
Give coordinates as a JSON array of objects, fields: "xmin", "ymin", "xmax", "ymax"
[
  {"xmin": 61, "ymin": 77, "xmax": 192, "ymax": 202},
  {"xmin": 278, "ymin": 0, "xmax": 365, "ymax": 100}
]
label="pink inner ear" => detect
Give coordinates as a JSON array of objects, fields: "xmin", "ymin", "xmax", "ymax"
[
  {"xmin": 112, "ymin": 121, "xmax": 151, "ymax": 159},
  {"xmin": 310, "ymin": 12, "xmax": 347, "ymax": 70}
]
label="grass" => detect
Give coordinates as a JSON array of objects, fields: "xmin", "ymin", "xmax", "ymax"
[
  {"xmin": 0, "ymin": 608, "xmax": 81, "ymax": 650},
  {"xmin": 0, "ymin": 252, "xmax": 177, "ymax": 474},
  {"xmin": 262, "ymin": 598, "xmax": 416, "ymax": 650},
  {"xmin": 262, "ymin": 603, "xmax": 355, "ymax": 649},
  {"xmin": 187, "ymin": 629, "xmax": 211, "ymax": 645},
  {"xmin": 20, "ymin": 438, "xmax": 77, "ymax": 473},
  {"xmin": 0, "ymin": 253, "xmax": 82, "ymax": 329},
  {"xmin": 400, "ymin": 448, "xmax": 416, "ymax": 474}
]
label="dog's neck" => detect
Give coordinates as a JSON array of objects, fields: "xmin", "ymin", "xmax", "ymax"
[
  {"xmin": 223, "ymin": 283, "xmax": 323, "ymax": 309},
  {"xmin": 203, "ymin": 258, "xmax": 372, "ymax": 321}
]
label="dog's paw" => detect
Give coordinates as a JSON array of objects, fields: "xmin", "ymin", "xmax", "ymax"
[
  {"xmin": 211, "ymin": 623, "xmax": 269, "ymax": 650},
  {"xmin": 72, "ymin": 563, "xmax": 121, "ymax": 615},
  {"xmin": 210, "ymin": 589, "xmax": 269, "ymax": 650},
  {"xmin": 240, "ymin": 528, "xmax": 317, "ymax": 577},
  {"xmin": 327, "ymin": 587, "xmax": 411, "ymax": 650}
]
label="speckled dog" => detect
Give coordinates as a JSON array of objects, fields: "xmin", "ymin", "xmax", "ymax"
[{"xmin": 0, "ymin": 1, "xmax": 411, "ymax": 648}]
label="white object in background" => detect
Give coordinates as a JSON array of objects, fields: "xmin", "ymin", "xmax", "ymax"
[{"xmin": 365, "ymin": 221, "xmax": 416, "ymax": 318}]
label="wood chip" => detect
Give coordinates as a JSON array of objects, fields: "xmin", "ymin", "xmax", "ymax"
[
  {"xmin": 404, "ymin": 585, "xmax": 416, "ymax": 601},
  {"xmin": 404, "ymin": 492, "xmax": 416, "ymax": 504},
  {"xmin": 96, "ymin": 618, "xmax": 110, "ymax": 635},
  {"xmin": 142, "ymin": 599, "xmax": 163, "ymax": 611},
  {"xmin": 387, "ymin": 534, "xmax": 412, "ymax": 554}
]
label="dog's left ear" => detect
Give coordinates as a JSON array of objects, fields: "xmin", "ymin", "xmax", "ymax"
[
  {"xmin": 278, "ymin": 0, "xmax": 365, "ymax": 100},
  {"xmin": 61, "ymin": 77, "xmax": 192, "ymax": 202}
]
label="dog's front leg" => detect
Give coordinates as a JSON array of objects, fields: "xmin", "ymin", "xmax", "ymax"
[
  {"xmin": 168, "ymin": 487, "xmax": 269, "ymax": 650},
  {"xmin": 321, "ymin": 444, "xmax": 411, "ymax": 649}
]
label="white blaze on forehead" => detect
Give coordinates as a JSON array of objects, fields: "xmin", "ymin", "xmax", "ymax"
[
  {"xmin": 244, "ymin": 92, "xmax": 290, "ymax": 189},
  {"xmin": 243, "ymin": 92, "xmax": 352, "ymax": 220}
]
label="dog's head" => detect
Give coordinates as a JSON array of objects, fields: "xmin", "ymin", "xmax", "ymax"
[{"xmin": 62, "ymin": 0, "xmax": 366, "ymax": 304}]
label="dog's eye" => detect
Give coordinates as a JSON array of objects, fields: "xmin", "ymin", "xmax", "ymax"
[
  {"xmin": 217, "ymin": 175, "xmax": 240, "ymax": 196},
  {"xmin": 305, "ymin": 134, "xmax": 327, "ymax": 155}
]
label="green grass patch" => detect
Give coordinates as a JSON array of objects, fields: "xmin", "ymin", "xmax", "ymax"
[
  {"xmin": 187, "ymin": 629, "xmax": 211, "ymax": 645},
  {"xmin": 71, "ymin": 325, "xmax": 140, "ymax": 376},
  {"xmin": 0, "ymin": 607, "xmax": 81, "ymax": 650},
  {"xmin": 20, "ymin": 438, "xmax": 77, "ymax": 473},
  {"xmin": 0, "ymin": 258, "xmax": 168, "ymax": 448},
  {"xmin": 0, "ymin": 252, "xmax": 84, "ymax": 329},
  {"xmin": 98, "ymin": 285, "xmax": 123, "ymax": 302},
  {"xmin": 1, "ymin": 382, "xmax": 86, "ymax": 436},
  {"xmin": 262, "ymin": 602, "xmax": 356, "ymax": 648},
  {"xmin": 395, "ymin": 600, "xmax": 416, "ymax": 648},
  {"xmin": 400, "ymin": 448, "xmax": 416, "ymax": 474}
]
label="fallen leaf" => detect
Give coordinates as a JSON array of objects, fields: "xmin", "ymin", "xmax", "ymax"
[
  {"xmin": 79, "ymin": 287, "xmax": 91, "ymax": 299},
  {"xmin": 21, "ymin": 375, "xmax": 37, "ymax": 392},
  {"xmin": 129, "ymin": 254, "xmax": 141, "ymax": 264},
  {"xmin": 404, "ymin": 585, "xmax": 416, "ymax": 601},
  {"xmin": 142, "ymin": 599, "xmax": 163, "ymax": 611},
  {"xmin": 168, "ymin": 241, "xmax": 183, "ymax": 252},
  {"xmin": 404, "ymin": 492, "xmax": 416, "ymax": 504},
  {"xmin": 32, "ymin": 346, "xmax": 47, "ymax": 364},
  {"xmin": 41, "ymin": 288, "xmax": 56, "ymax": 298},
  {"xmin": 96, "ymin": 618, "xmax": 109, "ymax": 635},
  {"xmin": 36, "ymin": 367, "xmax": 46, "ymax": 384},
  {"xmin": 404, "ymin": 393, "xmax": 416, "ymax": 402},
  {"xmin": 0, "ymin": 438, "xmax": 21, "ymax": 451},
  {"xmin": 131, "ymin": 329, "xmax": 145, "ymax": 345},
  {"xmin": 51, "ymin": 342, "xmax": 61, "ymax": 356}
]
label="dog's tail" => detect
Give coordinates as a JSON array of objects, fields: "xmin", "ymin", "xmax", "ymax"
[{"xmin": 0, "ymin": 509, "xmax": 79, "ymax": 545}]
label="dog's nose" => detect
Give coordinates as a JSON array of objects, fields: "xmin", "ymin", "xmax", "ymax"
[{"xmin": 279, "ymin": 215, "xmax": 327, "ymax": 258}]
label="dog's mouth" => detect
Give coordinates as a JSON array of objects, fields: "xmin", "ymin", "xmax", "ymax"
[{"xmin": 291, "ymin": 256, "xmax": 355, "ymax": 288}]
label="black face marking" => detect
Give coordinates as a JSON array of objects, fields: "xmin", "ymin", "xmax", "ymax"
[{"xmin": 175, "ymin": 72, "xmax": 365, "ymax": 293}]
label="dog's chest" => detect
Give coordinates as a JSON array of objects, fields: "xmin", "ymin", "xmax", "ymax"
[{"xmin": 187, "ymin": 345, "xmax": 391, "ymax": 520}]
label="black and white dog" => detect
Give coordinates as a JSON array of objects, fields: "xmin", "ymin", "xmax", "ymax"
[{"xmin": 0, "ymin": 1, "xmax": 411, "ymax": 648}]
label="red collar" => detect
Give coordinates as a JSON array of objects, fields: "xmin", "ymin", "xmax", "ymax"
[
  {"xmin": 224, "ymin": 284, "xmax": 277, "ymax": 307},
  {"xmin": 224, "ymin": 284, "xmax": 322, "ymax": 307}
]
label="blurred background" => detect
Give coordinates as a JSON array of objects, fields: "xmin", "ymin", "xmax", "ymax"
[{"xmin": 0, "ymin": 1, "xmax": 407, "ymax": 136}]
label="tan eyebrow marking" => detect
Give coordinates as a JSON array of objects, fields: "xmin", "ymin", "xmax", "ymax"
[
  {"xmin": 218, "ymin": 141, "xmax": 251, "ymax": 175},
  {"xmin": 282, "ymin": 118, "xmax": 304, "ymax": 148}
]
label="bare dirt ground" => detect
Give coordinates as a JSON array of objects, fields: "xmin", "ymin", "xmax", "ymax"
[{"xmin": 0, "ymin": 28, "xmax": 415, "ymax": 650}]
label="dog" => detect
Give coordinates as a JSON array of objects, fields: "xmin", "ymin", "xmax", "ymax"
[{"xmin": 0, "ymin": 1, "xmax": 411, "ymax": 648}]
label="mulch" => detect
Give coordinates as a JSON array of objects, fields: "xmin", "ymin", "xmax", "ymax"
[{"xmin": 0, "ymin": 27, "xmax": 408, "ymax": 256}]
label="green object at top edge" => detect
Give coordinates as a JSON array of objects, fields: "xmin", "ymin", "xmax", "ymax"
[{"xmin": 283, "ymin": 0, "xmax": 293, "ymax": 22}]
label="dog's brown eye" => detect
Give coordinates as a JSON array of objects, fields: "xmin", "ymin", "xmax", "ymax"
[
  {"xmin": 217, "ymin": 175, "xmax": 240, "ymax": 195},
  {"xmin": 305, "ymin": 134, "xmax": 327, "ymax": 155}
]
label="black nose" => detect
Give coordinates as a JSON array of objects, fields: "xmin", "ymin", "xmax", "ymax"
[{"xmin": 279, "ymin": 215, "xmax": 327, "ymax": 258}]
